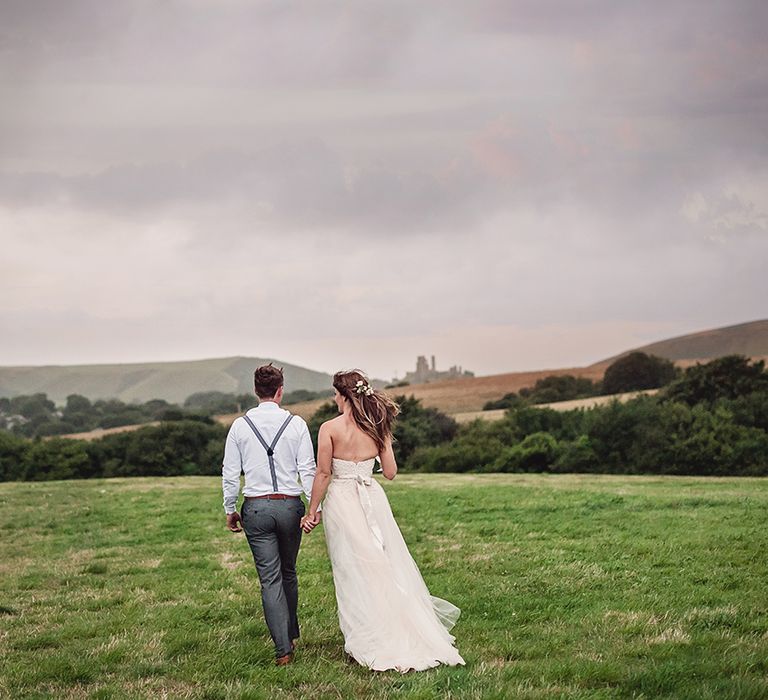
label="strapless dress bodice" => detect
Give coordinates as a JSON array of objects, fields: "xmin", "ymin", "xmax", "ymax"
[{"xmin": 331, "ymin": 457, "xmax": 377, "ymax": 480}]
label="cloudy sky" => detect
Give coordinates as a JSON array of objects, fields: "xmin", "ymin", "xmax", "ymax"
[{"xmin": 1, "ymin": 1, "xmax": 767, "ymax": 380}]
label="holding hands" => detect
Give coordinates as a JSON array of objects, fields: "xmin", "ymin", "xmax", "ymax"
[
  {"xmin": 226, "ymin": 512, "xmax": 243, "ymax": 533},
  {"xmin": 301, "ymin": 511, "xmax": 322, "ymax": 533}
]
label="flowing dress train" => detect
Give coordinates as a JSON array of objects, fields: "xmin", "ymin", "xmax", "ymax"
[{"xmin": 322, "ymin": 457, "xmax": 465, "ymax": 672}]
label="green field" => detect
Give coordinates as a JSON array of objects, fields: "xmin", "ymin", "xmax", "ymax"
[{"xmin": 1, "ymin": 474, "xmax": 767, "ymax": 699}]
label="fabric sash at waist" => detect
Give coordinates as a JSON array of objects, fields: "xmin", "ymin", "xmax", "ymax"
[{"xmin": 332, "ymin": 473, "xmax": 385, "ymax": 551}]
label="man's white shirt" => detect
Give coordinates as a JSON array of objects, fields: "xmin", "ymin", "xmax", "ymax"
[{"xmin": 222, "ymin": 401, "xmax": 317, "ymax": 514}]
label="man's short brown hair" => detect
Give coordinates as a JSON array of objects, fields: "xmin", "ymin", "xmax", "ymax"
[{"xmin": 253, "ymin": 363, "xmax": 284, "ymax": 399}]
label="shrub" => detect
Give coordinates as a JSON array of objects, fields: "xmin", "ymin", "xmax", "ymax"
[
  {"xmin": 410, "ymin": 433, "xmax": 506, "ymax": 473},
  {"xmin": 602, "ymin": 352, "xmax": 678, "ymax": 394},
  {"xmin": 0, "ymin": 431, "xmax": 30, "ymax": 481},
  {"xmin": 483, "ymin": 393, "xmax": 523, "ymax": 411},
  {"xmin": 491, "ymin": 432, "xmax": 560, "ymax": 472},
  {"xmin": 663, "ymin": 355, "xmax": 768, "ymax": 406},
  {"xmin": 23, "ymin": 439, "xmax": 94, "ymax": 481},
  {"xmin": 553, "ymin": 435, "xmax": 600, "ymax": 473},
  {"xmin": 520, "ymin": 375, "xmax": 601, "ymax": 403}
]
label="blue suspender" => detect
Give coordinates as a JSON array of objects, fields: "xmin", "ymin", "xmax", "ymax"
[{"xmin": 242, "ymin": 413, "xmax": 294, "ymax": 492}]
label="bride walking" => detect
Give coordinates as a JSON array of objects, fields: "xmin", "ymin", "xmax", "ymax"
[{"xmin": 301, "ymin": 369, "xmax": 465, "ymax": 672}]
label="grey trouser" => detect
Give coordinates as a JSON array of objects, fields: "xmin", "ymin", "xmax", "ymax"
[{"xmin": 241, "ymin": 497, "xmax": 304, "ymax": 658}]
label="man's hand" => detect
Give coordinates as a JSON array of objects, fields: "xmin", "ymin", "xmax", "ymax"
[
  {"xmin": 226, "ymin": 512, "xmax": 243, "ymax": 533},
  {"xmin": 300, "ymin": 511, "xmax": 321, "ymax": 533}
]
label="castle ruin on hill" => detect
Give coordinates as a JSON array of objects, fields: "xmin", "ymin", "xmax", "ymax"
[{"xmin": 401, "ymin": 355, "xmax": 474, "ymax": 385}]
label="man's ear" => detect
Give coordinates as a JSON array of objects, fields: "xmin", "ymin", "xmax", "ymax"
[{"xmin": 276, "ymin": 386, "xmax": 284, "ymax": 401}]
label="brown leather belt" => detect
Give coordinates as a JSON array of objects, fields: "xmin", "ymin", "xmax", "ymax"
[{"xmin": 244, "ymin": 494, "xmax": 301, "ymax": 501}]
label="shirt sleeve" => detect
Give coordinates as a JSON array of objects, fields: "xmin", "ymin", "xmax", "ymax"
[
  {"xmin": 295, "ymin": 419, "xmax": 318, "ymax": 506},
  {"xmin": 222, "ymin": 421, "xmax": 242, "ymax": 514}
]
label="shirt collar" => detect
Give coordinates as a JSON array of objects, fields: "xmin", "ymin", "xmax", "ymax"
[{"xmin": 256, "ymin": 401, "xmax": 281, "ymax": 410}]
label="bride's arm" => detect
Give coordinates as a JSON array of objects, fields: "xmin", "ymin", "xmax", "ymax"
[
  {"xmin": 379, "ymin": 437, "xmax": 398, "ymax": 480},
  {"xmin": 307, "ymin": 422, "xmax": 333, "ymax": 518}
]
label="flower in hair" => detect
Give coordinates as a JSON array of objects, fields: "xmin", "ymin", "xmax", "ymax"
[{"xmin": 355, "ymin": 380, "xmax": 374, "ymax": 396}]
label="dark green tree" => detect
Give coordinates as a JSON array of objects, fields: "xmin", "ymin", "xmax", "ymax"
[
  {"xmin": 390, "ymin": 395, "xmax": 458, "ymax": 465},
  {"xmin": 663, "ymin": 355, "xmax": 768, "ymax": 406},
  {"xmin": 62, "ymin": 394, "xmax": 96, "ymax": 431},
  {"xmin": 520, "ymin": 375, "xmax": 601, "ymax": 403},
  {"xmin": 0, "ymin": 431, "xmax": 30, "ymax": 481},
  {"xmin": 602, "ymin": 352, "xmax": 678, "ymax": 395}
]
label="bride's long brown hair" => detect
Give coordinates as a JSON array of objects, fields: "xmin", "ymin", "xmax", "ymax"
[{"xmin": 333, "ymin": 369, "xmax": 400, "ymax": 453}]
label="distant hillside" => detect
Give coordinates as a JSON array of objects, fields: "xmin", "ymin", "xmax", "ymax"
[
  {"xmin": 278, "ymin": 319, "xmax": 768, "ymax": 417},
  {"xmin": 0, "ymin": 357, "xmax": 333, "ymax": 404},
  {"xmin": 277, "ymin": 365, "xmax": 606, "ymax": 418},
  {"xmin": 589, "ymin": 319, "xmax": 768, "ymax": 371}
]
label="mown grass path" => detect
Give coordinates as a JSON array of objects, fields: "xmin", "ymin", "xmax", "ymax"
[{"xmin": 1, "ymin": 474, "xmax": 767, "ymax": 699}]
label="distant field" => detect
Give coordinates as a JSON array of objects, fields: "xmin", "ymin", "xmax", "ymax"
[
  {"xmin": 54, "ymin": 423, "xmax": 163, "ymax": 441},
  {"xmin": 277, "ymin": 366, "xmax": 606, "ymax": 420},
  {"xmin": 212, "ymin": 368, "xmax": 606, "ymax": 429},
  {"xmin": 1, "ymin": 474, "xmax": 767, "ymax": 699},
  {"xmin": 453, "ymin": 389, "xmax": 660, "ymax": 424}
]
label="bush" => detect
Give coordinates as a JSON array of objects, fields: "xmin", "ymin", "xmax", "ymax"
[
  {"xmin": 602, "ymin": 352, "xmax": 678, "ymax": 394},
  {"xmin": 0, "ymin": 431, "xmax": 30, "ymax": 481},
  {"xmin": 483, "ymin": 392, "xmax": 523, "ymax": 411},
  {"xmin": 520, "ymin": 375, "xmax": 601, "ymax": 403},
  {"xmin": 663, "ymin": 355, "xmax": 768, "ymax": 406},
  {"xmin": 307, "ymin": 402, "xmax": 340, "ymax": 451},
  {"xmin": 491, "ymin": 432, "xmax": 560, "ymax": 472},
  {"xmin": 553, "ymin": 435, "xmax": 599, "ymax": 473},
  {"xmin": 391, "ymin": 396, "xmax": 458, "ymax": 465},
  {"xmin": 24, "ymin": 439, "xmax": 94, "ymax": 481},
  {"xmin": 95, "ymin": 421, "xmax": 228, "ymax": 478},
  {"xmin": 410, "ymin": 431, "xmax": 507, "ymax": 473}
]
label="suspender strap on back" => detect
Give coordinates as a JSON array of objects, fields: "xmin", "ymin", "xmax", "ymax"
[{"xmin": 242, "ymin": 413, "xmax": 294, "ymax": 492}]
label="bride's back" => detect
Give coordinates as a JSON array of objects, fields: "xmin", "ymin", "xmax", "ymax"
[{"xmin": 328, "ymin": 414, "xmax": 379, "ymax": 462}]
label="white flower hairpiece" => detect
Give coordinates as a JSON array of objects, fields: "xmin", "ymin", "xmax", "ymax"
[{"xmin": 355, "ymin": 379, "xmax": 374, "ymax": 396}]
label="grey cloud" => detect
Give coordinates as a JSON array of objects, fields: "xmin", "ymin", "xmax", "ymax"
[
  {"xmin": 0, "ymin": 143, "xmax": 491, "ymax": 233},
  {"xmin": 1, "ymin": 1, "xmax": 767, "ymax": 373}
]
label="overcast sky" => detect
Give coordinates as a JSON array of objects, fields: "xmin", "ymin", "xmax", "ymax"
[{"xmin": 1, "ymin": 1, "xmax": 767, "ymax": 380}]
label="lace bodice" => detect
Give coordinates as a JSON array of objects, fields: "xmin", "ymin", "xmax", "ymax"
[{"xmin": 331, "ymin": 457, "xmax": 377, "ymax": 480}]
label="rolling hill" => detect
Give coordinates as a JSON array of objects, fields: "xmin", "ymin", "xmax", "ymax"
[
  {"xmin": 5, "ymin": 318, "xmax": 766, "ymax": 415},
  {"xmin": 280, "ymin": 318, "xmax": 768, "ymax": 417},
  {"xmin": 0, "ymin": 357, "xmax": 332, "ymax": 405},
  {"xmin": 588, "ymin": 318, "xmax": 768, "ymax": 371}
]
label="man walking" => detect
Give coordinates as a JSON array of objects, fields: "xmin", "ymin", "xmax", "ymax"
[{"xmin": 222, "ymin": 364, "xmax": 318, "ymax": 665}]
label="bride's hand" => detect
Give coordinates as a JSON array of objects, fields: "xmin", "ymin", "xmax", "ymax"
[{"xmin": 301, "ymin": 512, "xmax": 321, "ymax": 533}]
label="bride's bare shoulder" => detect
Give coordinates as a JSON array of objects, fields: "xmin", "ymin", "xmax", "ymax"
[{"xmin": 320, "ymin": 415, "xmax": 344, "ymax": 432}]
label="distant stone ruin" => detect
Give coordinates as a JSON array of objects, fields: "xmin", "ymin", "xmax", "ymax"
[{"xmin": 400, "ymin": 355, "xmax": 474, "ymax": 385}]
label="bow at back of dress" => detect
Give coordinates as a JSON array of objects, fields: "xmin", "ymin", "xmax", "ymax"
[{"xmin": 331, "ymin": 457, "xmax": 377, "ymax": 480}]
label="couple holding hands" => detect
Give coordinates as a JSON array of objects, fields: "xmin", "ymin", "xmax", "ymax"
[{"xmin": 222, "ymin": 364, "xmax": 464, "ymax": 672}]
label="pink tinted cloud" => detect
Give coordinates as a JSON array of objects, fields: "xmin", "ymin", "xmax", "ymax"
[
  {"xmin": 470, "ymin": 116, "xmax": 526, "ymax": 180},
  {"xmin": 547, "ymin": 122, "xmax": 589, "ymax": 159}
]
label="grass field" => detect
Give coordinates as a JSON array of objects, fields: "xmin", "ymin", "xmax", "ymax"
[{"xmin": 1, "ymin": 474, "xmax": 767, "ymax": 699}]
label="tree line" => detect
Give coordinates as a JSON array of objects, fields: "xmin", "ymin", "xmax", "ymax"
[
  {"xmin": 0, "ymin": 395, "xmax": 456, "ymax": 482},
  {"xmin": 1, "ymin": 354, "xmax": 766, "ymax": 482},
  {"xmin": 0, "ymin": 388, "xmax": 332, "ymax": 439},
  {"xmin": 414, "ymin": 355, "xmax": 768, "ymax": 476}
]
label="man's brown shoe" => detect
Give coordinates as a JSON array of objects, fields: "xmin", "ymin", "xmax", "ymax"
[{"xmin": 275, "ymin": 653, "xmax": 293, "ymax": 666}]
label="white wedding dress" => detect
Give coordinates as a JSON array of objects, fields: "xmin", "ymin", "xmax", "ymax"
[{"xmin": 322, "ymin": 457, "xmax": 466, "ymax": 672}]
